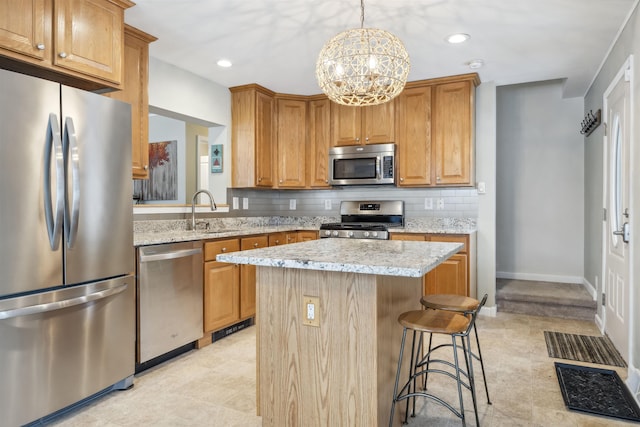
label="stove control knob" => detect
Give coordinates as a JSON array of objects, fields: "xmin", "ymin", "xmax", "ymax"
[
  {"xmin": 332, "ymin": 230, "xmax": 339, "ymax": 237},
  {"xmin": 372, "ymin": 231, "xmax": 378, "ymax": 238},
  {"xmin": 324, "ymin": 230, "xmax": 331, "ymax": 237},
  {"xmin": 348, "ymin": 231, "xmax": 354, "ymax": 237},
  {"xmin": 363, "ymin": 231, "xmax": 370, "ymax": 238}
]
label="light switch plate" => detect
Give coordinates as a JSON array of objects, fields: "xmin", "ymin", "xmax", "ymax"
[
  {"xmin": 289, "ymin": 199, "xmax": 296, "ymax": 210},
  {"xmin": 232, "ymin": 197, "xmax": 239, "ymax": 210},
  {"xmin": 477, "ymin": 181, "xmax": 486, "ymax": 194},
  {"xmin": 424, "ymin": 198, "xmax": 433, "ymax": 210},
  {"xmin": 324, "ymin": 199, "xmax": 332, "ymax": 210},
  {"xmin": 242, "ymin": 197, "xmax": 249, "ymax": 209},
  {"xmin": 436, "ymin": 198, "xmax": 444, "ymax": 210}
]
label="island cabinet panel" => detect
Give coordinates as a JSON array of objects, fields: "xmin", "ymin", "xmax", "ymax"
[
  {"xmin": 239, "ymin": 235, "xmax": 269, "ymax": 320},
  {"xmin": 297, "ymin": 230, "xmax": 318, "ymax": 242},
  {"xmin": 390, "ymin": 233, "xmax": 473, "ymax": 297},
  {"xmin": 0, "ymin": 0, "xmax": 134, "ymax": 90},
  {"xmin": 202, "ymin": 239, "xmax": 240, "ymax": 335},
  {"xmin": 331, "ymin": 101, "xmax": 395, "ymax": 146},
  {"xmin": 307, "ymin": 97, "xmax": 332, "ymax": 187},
  {"xmin": 395, "ymin": 85, "xmax": 432, "ymax": 186},
  {"xmin": 276, "ymin": 97, "xmax": 307, "ymax": 188},
  {"xmin": 433, "ymin": 80, "xmax": 474, "ymax": 185},
  {"xmin": 256, "ymin": 267, "xmax": 421, "ymax": 427},
  {"xmin": 231, "ymin": 85, "xmax": 275, "ymax": 188}
]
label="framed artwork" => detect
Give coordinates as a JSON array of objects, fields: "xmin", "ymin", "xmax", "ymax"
[
  {"xmin": 211, "ymin": 144, "xmax": 223, "ymax": 173},
  {"xmin": 133, "ymin": 140, "xmax": 178, "ymax": 201}
]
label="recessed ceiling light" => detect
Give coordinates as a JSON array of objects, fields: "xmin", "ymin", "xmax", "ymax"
[
  {"xmin": 446, "ymin": 33, "xmax": 470, "ymax": 44},
  {"xmin": 468, "ymin": 59, "xmax": 484, "ymax": 69},
  {"xmin": 216, "ymin": 59, "xmax": 232, "ymax": 68}
]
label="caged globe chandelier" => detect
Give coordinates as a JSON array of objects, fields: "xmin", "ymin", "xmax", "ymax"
[{"xmin": 315, "ymin": 0, "xmax": 411, "ymax": 106}]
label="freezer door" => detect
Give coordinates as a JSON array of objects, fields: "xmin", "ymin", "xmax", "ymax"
[
  {"xmin": 0, "ymin": 275, "xmax": 135, "ymax": 427},
  {"xmin": 61, "ymin": 86, "xmax": 134, "ymax": 284},
  {"xmin": 0, "ymin": 69, "xmax": 64, "ymax": 295}
]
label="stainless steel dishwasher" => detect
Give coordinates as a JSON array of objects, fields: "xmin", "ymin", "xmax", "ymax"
[{"xmin": 137, "ymin": 241, "xmax": 203, "ymax": 364}]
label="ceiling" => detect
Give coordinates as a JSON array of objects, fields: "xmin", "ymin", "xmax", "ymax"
[{"xmin": 126, "ymin": 0, "xmax": 637, "ymax": 98}]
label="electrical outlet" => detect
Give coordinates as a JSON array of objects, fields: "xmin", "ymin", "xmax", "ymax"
[
  {"xmin": 289, "ymin": 199, "xmax": 296, "ymax": 210},
  {"xmin": 436, "ymin": 198, "xmax": 444, "ymax": 210},
  {"xmin": 303, "ymin": 296, "xmax": 320, "ymax": 327},
  {"xmin": 324, "ymin": 199, "xmax": 332, "ymax": 210},
  {"xmin": 232, "ymin": 197, "xmax": 239, "ymax": 210},
  {"xmin": 477, "ymin": 181, "xmax": 486, "ymax": 194},
  {"xmin": 424, "ymin": 198, "xmax": 433, "ymax": 210},
  {"xmin": 242, "ymin": 197, "xmax": 249, "ymax": 209}
]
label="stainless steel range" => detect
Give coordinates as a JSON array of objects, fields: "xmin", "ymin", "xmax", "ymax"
[{"xmin": 320, "ymin": 200, "xmax": 404, "ymax": 240}]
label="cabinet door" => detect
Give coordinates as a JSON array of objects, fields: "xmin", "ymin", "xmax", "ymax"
[
  {"xmin": 255, "ymin": 90, "xmax": 275, "ymax": 187},
  {"xmin": 433, "ymin": 81, "xmax": 473, "ymax": 185},
  {"xmin": 396, "ymin": 86, "xmax": 432, "ymax": 186},
  {"xmin": 54, "ymin": 0, "xmax": 124, "ymax": 84},
  {"xmin": 362, "ymin": 101, "xmax": 395, "ymax": 144},
  {"xmin": 390, "ymin": 234, "xmax": 426, "ymax": 241},
  {"xmin": 240, "ymin": 235, "xmax": 268, "ymax": 319},
  {"xmin": 331, "ymin": 103, "xmax": 362, "ymax": 146},
  {"xmin": 104, "ymin": 26, "xmax": 156, "ymax": 179},
  {"xmin": 285, "ymin": 232, "xmax": 298, "ymax": 244},
  {"xmin": 308, "ymin": 98, "xmax": 331, "ymax": 187},
  {"xmin": 277, "ymin": 98, "xmax": 307, "ymax": 188},
  {"xmin": 203, "ymin": 262, "xmax": 240, "ymax": 332},
  {"xmin": 424, "ymin": 253, "xmax": 468, "ymax": 296},
  {"xmin": 0, "ymin": 0, "xmax": 51, "ymax": 63},
  {"xmin": 297, "ymin": 231, "xmax": 318, "ymax": 242}
]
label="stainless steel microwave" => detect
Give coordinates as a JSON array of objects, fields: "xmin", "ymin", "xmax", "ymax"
[{"xmin": 328, "ymin": 143, "xmax": 396, "ymax": 186}]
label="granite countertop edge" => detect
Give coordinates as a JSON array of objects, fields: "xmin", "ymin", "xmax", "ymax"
[{"xmin": 134, "ymin": 225, "xmax": 477, "ymax": 247}]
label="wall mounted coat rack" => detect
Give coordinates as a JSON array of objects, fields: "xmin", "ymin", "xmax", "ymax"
[{"xmin": 580, "ymin": 109, "xmax": 601, "ymax": 136}]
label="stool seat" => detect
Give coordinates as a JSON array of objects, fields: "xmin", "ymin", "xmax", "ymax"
[
  {"xmin": 420, "ymin": 294, "xmax": 479, "ymax": 312},
  {"xmin": 398, "ymin": 310, "xmax": 469, "ymax": 335}
]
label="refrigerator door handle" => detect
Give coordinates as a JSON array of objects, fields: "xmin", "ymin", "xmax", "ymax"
[
  {"xmin": 64, "ymin": 117, "xmax": 80, "ymax": 248},
  {"xmin": 0, "ymin": 283, "xmax": 128, "ymax": 320},
  {"xmin": 43, "ymin": 113, "xmax": 65, "ymax": 250}
]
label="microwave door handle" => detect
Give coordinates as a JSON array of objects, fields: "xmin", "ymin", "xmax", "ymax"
[{"xmin": 376, "ymin": 157, "xmax": 381, "ymax": 180}]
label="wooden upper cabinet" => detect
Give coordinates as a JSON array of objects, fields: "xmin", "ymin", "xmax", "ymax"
[
  {"xmin": 276, "ymin": 97, "xmax": 307, "ymax": 188},
  {"xmin": 396, "ymin": 85, "xmax": 432, "ymax": 186},
  {"xmin": 307, "ymin": 97, "xmax": 331, "ymax": 187},
  {"xmin": 104, "ymin": 25, "xmax": 156, "ymax": 179},
  {"xmin": 433, "ymin": 79, "xmax": 475, "ymax": 185},
  {"xmin": 231, "ymin": 85, "xmax": 275, "ymax": 188},
  {"xmin": 0, "ymin": 0, "xmax": 134, "ymax": 90},
  {"xmin": 331, "ymin": 101, "xmax": 395, "ymax": 146},
  {"xmin": 0, "ymin": 0, "xmax": 51, "ymax": 63}
]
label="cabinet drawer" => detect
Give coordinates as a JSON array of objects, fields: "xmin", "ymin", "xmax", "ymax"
[
  {"xmin": 204, "ymin": 239, "xmax": 240, "ymax": 262},
  {"xmin": 269, "ymin": 232, "xmax": 286, "ymax": 246},
  {"xmin": 241, "ymin": 235, "xmax": 269, "ymax": 250},
  {"xmin": 428, "ymin": 234, "xmax": 468, "ymax": 254}
]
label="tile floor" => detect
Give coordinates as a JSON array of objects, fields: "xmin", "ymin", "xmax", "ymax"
[{"xmin": 48, "ymin": 312, "xmax": 635, "ymax": 426}]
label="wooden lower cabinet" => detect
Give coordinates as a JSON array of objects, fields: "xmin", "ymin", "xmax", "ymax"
[
  {"xmin": 297, "ymin": 230, "xmax": 318, "ymax": 241},
  {"xmin": 390, "ymin": 233, "xmax": 473, "ymax": 297},
  {"xmin": 202, "ymin": 239, "xmax": 240, "ymax": 336},
  {"xmin": 240, "ymin": 235, "xmax": 269, "ymax": 319}
]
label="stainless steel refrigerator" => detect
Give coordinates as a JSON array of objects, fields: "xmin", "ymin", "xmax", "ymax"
[{"xmin": 0, "ymin": 69, "xmax": 135, "ymax": 427}]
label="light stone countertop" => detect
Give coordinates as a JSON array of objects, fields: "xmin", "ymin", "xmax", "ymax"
[{"xmin": 216, "ymin": 238, "xmax": 463, "ymax": 278}]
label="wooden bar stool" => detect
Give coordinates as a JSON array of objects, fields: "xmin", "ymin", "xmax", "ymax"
[
  {"xmin": 389, "ymin": 309, "xmax": 476, "ymax": 426},
  {"xmin": 420, "ymin": 294, "xmax": 491, "ymax": 405}
]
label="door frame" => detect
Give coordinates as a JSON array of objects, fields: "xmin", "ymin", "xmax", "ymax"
[{"xmin": 600, "ymin": 54, "xmax": 635, "ymax": 365}]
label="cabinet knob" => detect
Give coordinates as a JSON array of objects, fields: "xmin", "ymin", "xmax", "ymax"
[
  {"xmin": 258, "ymin": 177, "xmax": 262, "ymax": 182},
  {"xmin": 254, "ymin": 242, "xmax": 259, "ymax": 247},
  {"xmin": 400, "ymin": 177, "xmax": 404, "ymax": 182},
  {"xmin": 325, "ymin": 179, "xmax": 329, "ymax": 184},
  {"xmin": 275, "ymin": 240, "xmax": 279, "ymax": 244},
  {"xmin": 58, "ymin": 52, "xmax": 67, "ymax": 58},
  {"xmin": 355, "ymin": 137, "xmax": 360, "ymax": 142},
  {"xmin": 143, "ymin": 165, "xmax": 149, "ymax": 170},
  {"xmin": 279, "ymin": 179, "xmax": 283, "ymax": 184},
  {"xmin": 365, "ymin": 137, "xmax": 369, "ymax": 141},
  {"xmin": 221, "ymin": 247, "xmax": 227, "ymax": 252},
  {"xmin": 36, "ymin": 43, "xmax": 45, "ymax": 50},
  {"xmin": 436, "ymin": 176, "xmax": 441, "ymax": 181}
]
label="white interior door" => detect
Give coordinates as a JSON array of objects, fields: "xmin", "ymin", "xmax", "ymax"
[{"xmin": 603, "ymin": 59, "xmax": 632, "ymax": 362}]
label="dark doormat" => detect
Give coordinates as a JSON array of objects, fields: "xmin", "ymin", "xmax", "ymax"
[
  {"xmin": 544, "ymin": 331, "xmax": 627, "ymax": 367},
  {"xmin": 555, "ymin": 362, "xmax": 640, "ymax": 423}
]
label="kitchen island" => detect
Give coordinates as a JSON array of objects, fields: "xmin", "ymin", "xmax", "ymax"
[{"xmin": 217, "ymin": 238, "xmax": 463, "ymax": 427}]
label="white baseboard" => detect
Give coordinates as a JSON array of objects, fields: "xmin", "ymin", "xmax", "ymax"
[
  {"xmin": 595, "ymin": 312, "xmax": 604, "ymax": 333},
  {"xmin": 480, "ymin": 305, "xmax": 497, "ymax": 317},
  {"xmin": 496, "ymin": 271, "xmax": 584, "ymax": 284},
  {"xmin": 626, "ymin": 364, "xmax": 640, "ymax": 406},
  {"xmin": 582, "ymin": 278, "xmax": 597, "ymax": 300}
]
